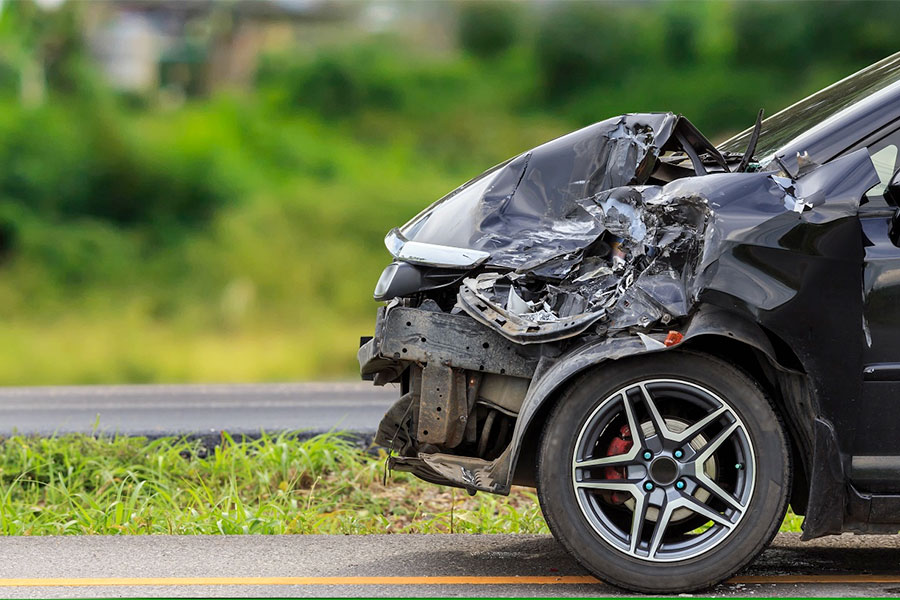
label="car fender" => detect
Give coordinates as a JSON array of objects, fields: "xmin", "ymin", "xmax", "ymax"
[{"xmin": 504, "ymin": 303, "xmax": 794, "ymax": 483}]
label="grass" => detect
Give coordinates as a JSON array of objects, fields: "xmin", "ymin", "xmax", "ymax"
[
  {"xmin": 0, "ymin": 431, "xmax": 802, "ymax": 535},
  {"xmin": 0, "ymin": 431, "xmax": 546, "ymax": 535},
  {"xmin": 0, "ymin": 316, "xmax": 370, "ymax": 384}
]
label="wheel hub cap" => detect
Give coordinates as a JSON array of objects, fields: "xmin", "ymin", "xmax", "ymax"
[{"xmin": 649, "ymin": 457, "xmax": 678, "ymax": 486}]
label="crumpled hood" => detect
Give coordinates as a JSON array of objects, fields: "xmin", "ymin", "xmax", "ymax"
[
  {"xmin": 400, "ymin": 113, "xmax": 697, "ymax": 271},
  {"xmin": 395, "ymin": 113, "xmax": 881, "ymax": 344}
]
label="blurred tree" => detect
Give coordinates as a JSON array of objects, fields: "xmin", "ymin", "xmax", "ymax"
[
  {"xmin": 0, "ymin": 0, "xmax": 96, "ymax": 105},
  {"xmin": 732, "ymin": 1, "xmax": 900, "ymax": 74},
  {"xmin": 662, "ymin": 6, "xmax": 698, "ymax": 66},
  {"xmin": 0, "ymin": 0, "xmax": 899, "ymax": 384},
  {"xmin": 732, "ymin": 1, "xmax": 818, "ymax": 72},
  {"xmin": 534, "ymin": 2, "xmax": 654, "ymax": 103},
  {"xmin": 296, "ymin": 53, "xmax": 366, "ymax": 117},
  {"xmin": 0, "ymin": 0, "xmax": 46, "ymax": 106},
  {"xmin": 37, "ymin": 2, "xmax": 90, "ymax": 96},
  {"xmin": 804, "ymin": 1, "xmax": 898, "ymax": 66},
  {"xmin": 457, "ymin": 1, "xmax": 521, "ymax": 60}
]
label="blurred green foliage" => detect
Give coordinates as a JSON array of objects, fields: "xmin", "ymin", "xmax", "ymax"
[
  {"xmin": 457, "ymin": 1, "xmax": 521, "ymax": 59},
  {"xmin": 0, "ymin": 0, "xmax": 896, "ymax": 384}
]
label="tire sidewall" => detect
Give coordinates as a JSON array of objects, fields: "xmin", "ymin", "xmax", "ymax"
[{"xmin": 537, "ymin": 351, "xmax": 789, "ymax": 593}]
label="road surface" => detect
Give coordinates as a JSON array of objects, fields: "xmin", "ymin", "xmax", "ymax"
[
  {"xmin": 0, "ymin": 382, "xmax": 396, "ymax": 436},
  {"xmin": 2, "ymin": 532, "xmax": 900, "ymax": 597}
]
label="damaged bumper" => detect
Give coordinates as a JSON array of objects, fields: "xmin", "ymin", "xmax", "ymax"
[
  {"xmin": 359, "ymin": 302, "xmax": 540, "ymax": 492},
  {"xmin": 357, "ymin": 305, "xmax": 540, "ymax": 493},
  {"xmin": 359, "ymin": 305, "xmax": 539, "ymax": 381}
]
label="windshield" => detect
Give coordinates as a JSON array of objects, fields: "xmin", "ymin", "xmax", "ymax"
[{"xmin": 719, "ymin": 52, "xmax": 900, "ymax": 160}]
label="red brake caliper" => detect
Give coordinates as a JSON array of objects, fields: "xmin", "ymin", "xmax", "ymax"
[{"xmin": 604, "ymin": 424, "xmax": 633, "ymax": 504}]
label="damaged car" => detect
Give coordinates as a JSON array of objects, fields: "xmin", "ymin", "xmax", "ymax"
[{"xmin": 358, "ymin": 51, "xmax": 900, "ymax": 593}]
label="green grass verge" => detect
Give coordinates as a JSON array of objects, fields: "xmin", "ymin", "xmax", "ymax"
[{"xmin": 0, "ymin": 431, "xmax": 801, "ymax": 535}]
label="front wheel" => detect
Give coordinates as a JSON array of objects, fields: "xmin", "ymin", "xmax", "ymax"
[{"xmin": 536, "ymin": 351, "xmax": 789, "ymax": 593}]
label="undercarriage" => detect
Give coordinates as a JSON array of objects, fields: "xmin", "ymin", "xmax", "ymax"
[{"xmin": 359, "ymin": 302, "xmax": 541, "ymax": 494}]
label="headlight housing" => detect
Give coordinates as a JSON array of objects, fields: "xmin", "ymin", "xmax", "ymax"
[
  {"xmin": 384, "ymin": 228, "xmax": 489, "ymax": 269},
  {"xmin": 373, "ymin": 260, "xmax": 468, "ymax": 301}
]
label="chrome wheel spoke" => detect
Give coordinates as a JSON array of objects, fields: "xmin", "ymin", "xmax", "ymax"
[
  {"xmin": 575, "ymin": 480, "xmax": 642, "ymax": 492},
  {"xmin": 621, "ymin": 391, "xmax": 646, "ymax": 448},
  {"xmin": 671, "ymin": 406, "xmax": 728, "ymax": 444},
  {"xmin": 689, "ymin": 421, "xmax": 745, "ymax": 511},
  {"xmin": 575, "ymin": 393, "xmax": 641, "ymax": 468},
  {"xmin": 629, "ymin": 490, "xmax": 650, "ymax": 555},
  {"xmin": 678, "ymin": 493, "xmax": 735, "ymax": 528},
  {"xmin": 637, "ymin": 383, "xmax": 670, "ymax": 440},
  {"xmin": 695, "ymin": 474, "xmax": 745, "ymax": 512},
  {"xmin": 693, "ymin": 421, "xmax": 739, "ymax": 464},
  {"xmin": 647, "ymin": 498, "xmax": 675, "ymax": 559},
  {"xmin": 649, "ymin": 494, "xmax": 733, "ymax": 558},
  {"xmin": 575, "ymin": 454, "xmax": 634, "ymax": 469}
]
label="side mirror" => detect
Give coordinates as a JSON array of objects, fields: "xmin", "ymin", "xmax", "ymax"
[{"xmin": 886, "ymin": 170, "xmax": 900, "ymax": 206}]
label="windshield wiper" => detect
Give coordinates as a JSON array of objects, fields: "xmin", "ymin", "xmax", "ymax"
[{"xmin": 736, "ymin": 109, "xmax": 765, "ymax": 173}]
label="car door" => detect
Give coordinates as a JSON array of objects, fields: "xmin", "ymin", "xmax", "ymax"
[{"xmin": 853, "ymin": 124, "xmax": 900, "ymax": 491}]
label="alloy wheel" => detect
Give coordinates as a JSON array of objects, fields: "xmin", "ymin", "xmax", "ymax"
[{"xmin": 571, "ymin": 378, "xmax": 755, "ymax": 562}]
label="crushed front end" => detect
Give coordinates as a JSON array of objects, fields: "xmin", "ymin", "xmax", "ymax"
[
  {"xmin": 358, "ymin": 110, "xmax": 880, "ymax": 501},
  {"xmin": 359, "ymin": 300, "xmax": 540, "ymax": 492}
]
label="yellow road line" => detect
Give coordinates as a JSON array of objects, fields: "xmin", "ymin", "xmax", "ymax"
[
  {"xmin": 0, "ymin": 576, "xmax": 601, "ymax": 587},
  {"xmin": 0, "ymin": 574, "xmax": 898, "ymax": 587}
]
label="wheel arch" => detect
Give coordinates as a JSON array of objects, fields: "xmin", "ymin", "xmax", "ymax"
[{"xmin": 509, "ymin": 306, "xmax": 815, "ymax": 517}]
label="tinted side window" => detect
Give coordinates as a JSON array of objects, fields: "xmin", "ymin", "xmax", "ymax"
[
  {"xmin": 864, "ymin": 127, "xmax": 900, "ymax": 205},
  {"xmin": 870, "ymin": 144, "xmax": 898, "ymax": 196}
]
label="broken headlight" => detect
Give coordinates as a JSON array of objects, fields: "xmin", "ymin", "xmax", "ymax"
[
  {"xmin": 384, "ymin": 228, "xmax": 489, "ymax": 269},
  {"xmin": 374, "ymin": 260, "xmax": 471, "ymax": 302}
]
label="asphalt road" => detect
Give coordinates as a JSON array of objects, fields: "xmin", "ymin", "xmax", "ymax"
[
  {"xmin": 0, "ymin": 382, "xmax": 396, "ymax": 436},
  {"xmin": 3, "ymin": 532, "xmax": 900, "ymax": 597}
]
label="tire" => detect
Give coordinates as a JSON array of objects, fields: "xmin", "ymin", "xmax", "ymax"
[{"xmin": 536, "ymin": 350, "xmax": 789, "ymax": 593}]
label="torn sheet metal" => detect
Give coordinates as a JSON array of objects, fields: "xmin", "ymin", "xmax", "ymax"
[
  {"xmin": 455, "ymin": 147, "xmax": 879, "ymax": 344},
  {"xmin": 398, "ymin": 113, "xmax": 721, "ymax": 274}
]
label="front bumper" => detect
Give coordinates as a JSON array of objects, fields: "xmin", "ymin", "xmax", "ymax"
[
  {"xmin": 358, "ymin": 307, "xmax": 396, "ymax": 382},
  {"xmin": 358, "ymin": 303, "xmax": 541, "ymax": 494},
  {"xmin": 359, "ymin": 301, "xmax": 538, "ymax": 446},
  {"xmin": 358, "ymin": 304, "xmax": 538, "ymax": 384}
]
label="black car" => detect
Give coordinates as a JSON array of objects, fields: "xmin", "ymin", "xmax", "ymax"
[{"xmin": 358, "ymin": 51, "xmax": 900, "ymax": 593}]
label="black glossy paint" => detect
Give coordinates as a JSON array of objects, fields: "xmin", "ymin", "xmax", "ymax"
[
  {"xmin": 362, "ymin": 51, "xmax": 900, "ymax": 535},
  {"xmin": 399, "ymin": 113, "xmax": 706, "ymax": 272},
  {"xmin": 856, "ymin": 209, "xmax": 900, "ymax": 464}
]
